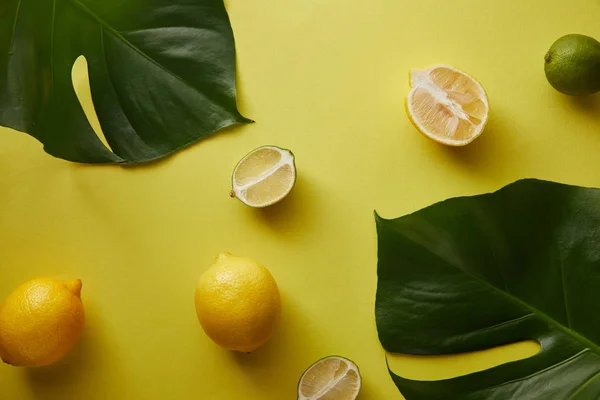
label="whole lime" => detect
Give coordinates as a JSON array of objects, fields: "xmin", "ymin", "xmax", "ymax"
[{"xmin": 544, "ymin": 34, "xmax": 600, "ymax": 96}]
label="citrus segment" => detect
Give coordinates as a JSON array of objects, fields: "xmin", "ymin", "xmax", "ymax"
[{"xmin": 406, "ymin": 65, "xmax": 489, "ymax": 146}]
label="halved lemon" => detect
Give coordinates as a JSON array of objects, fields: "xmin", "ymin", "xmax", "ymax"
[
  {"xmin": 406, "ymin": 65, "xmax": 489, "ymax": 146},
  {"xmin": 298, "ymin": 356, "xmax": 361, "ymax": 400},
  {"xmin": 230, "ymin": 146, "xmax": 296, "ymax": 208}
]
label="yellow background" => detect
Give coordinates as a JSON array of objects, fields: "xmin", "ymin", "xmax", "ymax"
[{"xmin": 2, "ymin": 0, "xmax": 600, "ymax": 398}]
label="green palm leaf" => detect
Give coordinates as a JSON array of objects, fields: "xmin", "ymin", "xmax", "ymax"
[
  {"xmin": 0, "ymin": 0, "xmax": 250, "ymax": 164},
  {"xmin": 376, "ymin": 179, "xmax": 600, "ymax": 400}
]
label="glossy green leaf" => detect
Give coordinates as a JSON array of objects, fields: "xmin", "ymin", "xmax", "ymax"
[
  {"xmin": 376, "ymin": 179, "xmax": 600, "ymax": 400},
  {"xmin": 0, "ymin": 0, "xmax": 250, "ymax": 164}
]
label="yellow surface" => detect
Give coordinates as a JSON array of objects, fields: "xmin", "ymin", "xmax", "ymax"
[{"xmin": 1, "ymin": 0, "xmax": 600, "ymax": 398}]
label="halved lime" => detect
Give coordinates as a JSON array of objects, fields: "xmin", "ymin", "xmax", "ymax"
[
  {"xmin": 230, "ymin": 146, "xmax": 296, "ymax": 208},
  {"xmin": 298, "ymin": 356, "xmax": 361, "ymax": 400}
]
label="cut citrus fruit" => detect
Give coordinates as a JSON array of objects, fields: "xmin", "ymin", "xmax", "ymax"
[
  {"xmin": 406, "ymin": 65, "xmax": 489, "ymax": 146},
  {"xmin": 231, "ymin": 146, "xmax": 296, "ymax": 208},
  {"xmin": 298, "ymin": 356, "xmax": 361, "ymax": 400}
]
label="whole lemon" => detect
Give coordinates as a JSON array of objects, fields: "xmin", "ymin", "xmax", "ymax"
[
  {"xmin": 0, "ymin": 278, "xmax": 85, "ymax": 367},
  {"xmin": 195, "ymin": 253, "xmax": 281, "ymax": 352}
]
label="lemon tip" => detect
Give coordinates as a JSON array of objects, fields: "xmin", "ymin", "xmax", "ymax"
[
  {"xmin": 64, "ymin": 279, "xmax": 82, "ymax": 297},
  {"xmin": 216, "ymin": 252, "xmax": 232, "ymax": 261}
]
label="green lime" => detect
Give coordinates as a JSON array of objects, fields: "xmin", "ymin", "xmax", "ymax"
[{"xmin": 544, "ymin": 34, "xmax": 600, "ymax": 96}]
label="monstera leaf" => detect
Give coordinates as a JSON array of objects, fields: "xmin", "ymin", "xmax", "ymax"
[
  {"xmin": 376, "ymin": 179, "xmax": 600, "ymax": 400},
  {"xmin": 0, "ymin": 0, "xmax": 250, "ymax": 164}
]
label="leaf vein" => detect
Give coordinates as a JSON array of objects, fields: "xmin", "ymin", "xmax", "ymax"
[
  {"xmin": 50, "ymin": 0, "xmax": 56, "ymax": 102},
  {"xmin": 471, "ymin": 208, "xmax": 511, "ymax": 293},
  {"xmin": 567, "ymin": 369, "xmax": 600, "ymax": 400},
  {"xmin": 465, "ymin": 313, "xmax": 535, "ymax": 336},
  {"xmin": 99, "ymin": 27, "xmax": 145, "ymax": 154},
  {"xmin": 7, "ymin": 0, "xmax": 23, "ymax": 56},
  {"xmin": 557, "ymin": 244, "xmax": 572, "ymax": 328},
  {"xmin": 464, "ymin": 350, "xmax": 593, "ymax": 397},
  {"xmin": 67, "ymin": 0, "xmax": 212, "ymax": 103}
]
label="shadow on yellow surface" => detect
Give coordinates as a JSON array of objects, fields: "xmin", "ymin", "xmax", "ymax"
[
  {"xmin": 249, "ymin": 175, "xmax": 316, "ymax": 236},
  {"xmin": 422, "ymin": 111, "xmax": 516, "ymax": 182},
  {"xmin": 222, "ymin": 293, "xmax": 321, "ymax": 397},
  {"xmin": 24, "ymin": 302, "xmax": 129, "ymax": 399},
  {"xmin": 556, "ymin": 92, "xmax": 600, "ymax": 117}
]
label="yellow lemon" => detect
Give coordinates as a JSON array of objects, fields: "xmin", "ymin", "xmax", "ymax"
[
  {"xmin": 0, "ymin": 278, "xmax": 85, "ymax": 367},
  {"xmin": 195, "ymin": 253, "xmax": 281, "ymax": 352}
]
